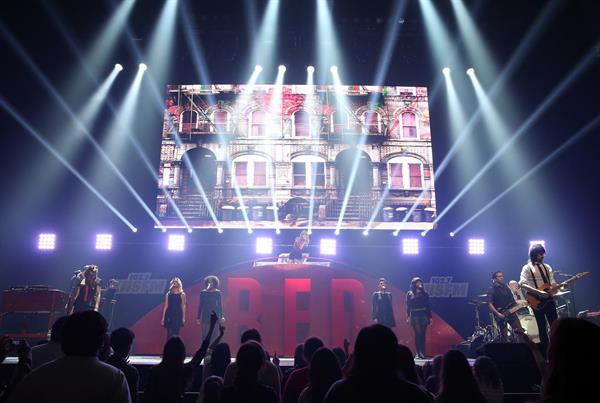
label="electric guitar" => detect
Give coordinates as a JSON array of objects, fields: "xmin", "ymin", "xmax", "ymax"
[
  {"xmin": 526, "ymin": 271, "xmax": 590, "ymax": 311},
  {"xmin": 499, "ymin": 300, "xmax": 529, "ymax": 316}
]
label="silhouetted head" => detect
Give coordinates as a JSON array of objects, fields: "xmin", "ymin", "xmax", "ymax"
[
  {"xmin": 49, "ymin": 316, "xmax": 68, "ymax": 343},
  {"xmin": 61, "ymin": 311, "xmax": 107, "ymax": 357},
  {"xmin": 303, "ymin": 337, "xmax": 324, "ymax": 363},
  {"xmin": 309, "ymin": 347, "xmax": 342, "ymax": 402},
  {"xmin": 110, "ymin": 327, "xmax": 135, "ymax": 357},
  {"xmin": 236, "ymin": 341, "xmax": 265, "ymax": 383},
  {"xmin": 396, "ymin": 344, "xmax": 419, "ymax": 384},
  {"xmin": 161, "ymin": 336, "xmax": 186, "ymax": 367},
  {"xmin": 293, "ymin": 343, "xmax": 306, "ymax": 368},
  {"xmin": 353, "ymin": 324, "xmax": 398, "ymax": 379},
  {"xmin": 240, "ymin": 328, "xmax": 262, "ymax": 344},
  {"xmin": 473, "ymin": 356, "xmax": 502, "ymax": 389},
  {"xmin": 202, "ymin": 376, "xmax": 223, "ymax": 403}
]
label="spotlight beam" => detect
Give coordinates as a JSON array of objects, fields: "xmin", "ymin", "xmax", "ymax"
[
  {"xmin": 179, "ymin": 0, "xmax": 213, "ymax": 93},
  {"xmin": 434, "ymin": 0, "xmax": 562, "ymax": 180},
  {"xmin": 372, "ymin": 0, "xmax": 409, "ymax": 87},
  {"xmin": 433, "ymin": 46, "xmax": 598, "ymax": 225},
  {"xmin": 0, "ymin": 96, "xmax": 137, "ymax": 231},
  {"xmin": 451, "ymin": 0, "xmax": 498, "ymax": 85},
  {"xmin": 316, "ymin": 0, "xmax": 344, "ymax": 84},
  {"xmin": 452, "ymin": 114, "xmax": 600, "ymax": 235},
  {"xmin": 0, "ymin": 24, "xmax": 163, "ymax": 227},
  {"xmin": 49, "ymin": 14, "xmax": 192, "ymax": 231},
  {"xmin": 250, "ymin": 0, "xmax": 281, "ymax": 80},
  {"xmin": 406, "ymin": 1, "xmax": 578, "ymax": 234}
]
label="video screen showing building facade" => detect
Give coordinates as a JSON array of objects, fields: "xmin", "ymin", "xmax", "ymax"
[{"xmin": 157, "ymin": 84, "xmax": 436, "ymax": 230}]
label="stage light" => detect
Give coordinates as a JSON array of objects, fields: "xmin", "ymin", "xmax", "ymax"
[
  {"xmin": 132, "ymin": 228, "xmax": 138, "ymax": 233},
  {"xmin": 217, "ymin": 228, "xmax": 224, "ymax": 234},
  {"xmin": 433, "ymin": 47, "xmax": 598, "ymax": 227},
  {"xmin": 278, "ymin": 65, "xmax": 286, "ymax": 72},
  {"xmin": 334, "ymin": 230, "xmax": 340, "ymax": 236},
  {"xmin": 248, "ymin": 228, "xmax": 253, "ymax": 234},
  {"xmin": 421, "ymin": 231, "xmax": 427, "ymax": 237},
  {"xmin": 95, "ymin": 234, "xmax": 113, "ymax": 250},
  {"xmin": 442, "ymin": 67, "xmax": 450, "ymax": 75},
  {"xmin": 38, "ymin": 233, "xmax": 56, "ymax": 250},
  {"xmin": 320, "ymin": 238, "xmax": 337, "ymax": 256},
  {"xmin": 187, "ymin": 228, "xmax": 193, "ymax": 234},
  {"xmin": 363, "ymin": 230, "xmax": 369, "ymax": 236},
  {"xmin": 255, "ymin": 64, "xmax": 263, "ymax": 72},
  {"xmin": 330, "ymin": 65, "xmax": 338, "ymax": 74},
  {"xmin": 114, "ymin": 63, "xmax": 123, "ymax": 72},
  {"xmin": 529, "ymin": 240, "xmax": 546, "ymax": 249},
  {"xmin": 402, "ymin": 238, "xmax": 419, "ymax": 255},
  {"xmin": 276, "ymin": 229, "xmax": 281, "ymax": 235},
  {"xmin": 168, "ymin": 234, "xmax": 185, "ymax": 251},
  {"xmin": 161, "ymin": 227, "xmax": 167, "ymax": 233},
  {"xmin": 393, "ymin": 231, "xmax": 399, "ymax": 237},
  {"xmin": 248, "ymin": 0, "xmax": 281, "ymax": 80},
  {"xmin": 256, "ymin": 237, "xmax": 273, "ymax": 255},
  {"xmin": 466, "ymin": 68, "xmax": 475, "ymax": 76},
  {"xmin": 449, "ymin": 232, "xmax": 455, "ymax": 237},
  {"xmin": 138, "ymin": 63, "xmax": 147, "ymax": 71},
  {"xmin": 307, "ymin": 65, "xmax": 315, "ymax": 73},
  {"xmin": 468, "ymin": 239, "xmax": 485, "ymax": 255},
  {"xmin": 307, "ymin": 230, "xmax": 312, "ymax": 235}
]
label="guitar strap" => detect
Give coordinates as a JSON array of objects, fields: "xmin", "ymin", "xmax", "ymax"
[
  {"xmin": 528, "ymin": 264, "xmax": 539, "ymax": 289},
  {"xmin": 537, "ymin": 263, "xmax": 550, "ymax": 285}
]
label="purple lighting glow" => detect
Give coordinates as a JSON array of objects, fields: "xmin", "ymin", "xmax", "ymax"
[
  {"xmin": 402, "ymin": 238, "xmax": 419, "ymax": 255},
  {"xmin": 168, "ymin": 234, "xmax": 185, "ymax": 251},
  {"xmin": 38, "ymin": 233, "xmax": 56, "ymax": 250},
  {"xmin": 95, "ymin": 234, "xmax": 113, "ymax": 250},
  {"xmin": 256, "ymin": 237, "xmax": 273, "ymax": 255},
  {"xmin": 320, "ymin": 238, "xmax": 336, "ymax": 256},
  {"xmin": 468, "ymin": 239, "xmax": 485, "ymax": 255}
]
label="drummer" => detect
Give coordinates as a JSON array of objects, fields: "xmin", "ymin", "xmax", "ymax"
[{"xmin": 508, "ymin": 280, "xmax": 531, "ymax": 315}]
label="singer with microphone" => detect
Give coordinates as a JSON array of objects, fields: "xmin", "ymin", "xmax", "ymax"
[{"xmin": 406, "ymin": 277, "xmax": 432, "ymax": 359}]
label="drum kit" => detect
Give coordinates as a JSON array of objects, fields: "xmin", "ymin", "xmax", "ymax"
[{"xmin": 468, "ymin": 287, "xmax": 574, "ymax": 344}]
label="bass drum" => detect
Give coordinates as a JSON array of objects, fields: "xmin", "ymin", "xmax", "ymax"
[{"xmin": 511, "ymin": 313, "xmax": 540, "ymax": 343}]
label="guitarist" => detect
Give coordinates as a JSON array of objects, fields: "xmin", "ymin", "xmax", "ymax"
[
  {"xmin": 487, "ymin": 271, "xmax": 524, "ymax": 342},
  {"xmin": 519, "ymin": 243, "xmax": 558, "ymax": 356}
]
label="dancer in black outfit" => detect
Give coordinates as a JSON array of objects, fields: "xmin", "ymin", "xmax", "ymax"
[
  {"xmin": 372, "ymin": 278, "xmax": 396, "ymax": 328},
  {"xmin": 406, "ymin": 277, "xmax": 431, "ymax": 359},
  {"xmin": 197, "ymin": 275, "xmax": 224, "ymax": 340},
  {"xmin": 68, "ymin": 265, "xmax": 101, "ymax": 314},
  {"xmin": 161, "ymin": 277, "xmax": 186, "ymax": 339}
]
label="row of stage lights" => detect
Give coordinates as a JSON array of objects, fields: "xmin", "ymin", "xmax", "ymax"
[
  {"xmin": 114, "ymin": 63, "xmax": 477, "ymax": 76},
  {"xmin": 36, "ymin": 232, "xmax": 546, "ymax": 256}
]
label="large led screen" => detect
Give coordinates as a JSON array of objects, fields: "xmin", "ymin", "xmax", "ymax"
[{"xmin": 157, "ymin": 84, "xmax": 436, "ymax": 230}]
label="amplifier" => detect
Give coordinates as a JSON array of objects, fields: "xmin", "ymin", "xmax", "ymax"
[{"xmin": 0, "ymin": 287, "xmax": 68, "ymax": 341}]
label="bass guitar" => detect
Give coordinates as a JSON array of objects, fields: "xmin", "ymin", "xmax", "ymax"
[
  {"xmin": 499, "ymin": 300, "xmax": 529, "ymax": 316},
  {"xmin": 526, "ymin": 271, "xmax": 590, "ymax": 311}
]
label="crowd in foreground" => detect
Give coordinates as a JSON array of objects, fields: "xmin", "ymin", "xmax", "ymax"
[{"xmin": 0, "ymin": 309, "xmax": 598, "ymax": 403}]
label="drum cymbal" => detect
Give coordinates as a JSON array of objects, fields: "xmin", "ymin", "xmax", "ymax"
[
  {"xmin": 555, "ymin": 290, "xmax": 571, "ymax": 297},
  {"xmin": 468, "ymin": 299, "xmax": 488, "ymax": 305},
  {"xmin": 477, "ymin": 294, "xmax": 489, "ymax": 299}
]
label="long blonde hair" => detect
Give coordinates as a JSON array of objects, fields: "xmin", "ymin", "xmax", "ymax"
[{"xmin": 169, "ymin": 277, "xmax": 183, "ymax": 293}]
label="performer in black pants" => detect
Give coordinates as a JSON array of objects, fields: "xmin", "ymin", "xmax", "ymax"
[
  {"xmin": 487, "ymin": 271, "xmax": 524, "ymax": 342},
  {"xmin": 372, "ymin": 278, "xmax": 396, "ymax": 329},
  {"xmin": 519, "ymin": 243, "xmax": 559, "ymax": 356},
  {"xmin": 406, "ymin": 277, "xmax": 431, "ymax": 359},
  {"xmin": 197, "ymin": 275, "xmax": 224, "ymax": 340},
  {"xmin": 161, "ymin": 277, "xmax": 186, "ymax": 339}
]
